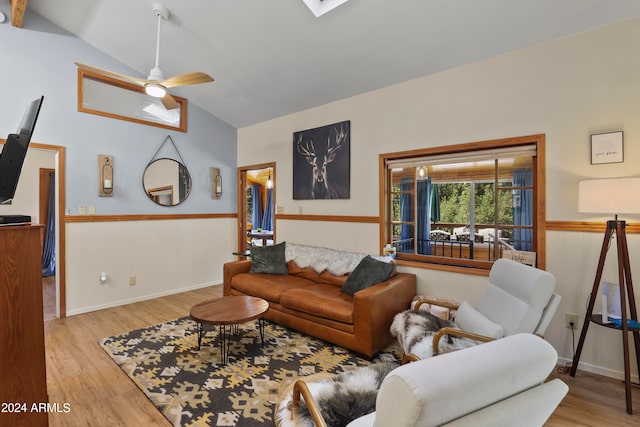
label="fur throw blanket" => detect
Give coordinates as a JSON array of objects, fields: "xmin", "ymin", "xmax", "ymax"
[
  {"xmin": 275, "ymin": 362, "xmax": 397, "ymax": 427},
  {"xmin": 285, "ymin": 243, "xmax": 376, "ymax": 276},
  {"xmin": 390, "ymin": 310, "xmax": 477, "ymax": 359}
]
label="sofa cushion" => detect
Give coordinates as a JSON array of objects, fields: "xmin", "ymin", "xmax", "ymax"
[
  {"xmin": 280, "ymin": 284, "xmax": 354, "ymax": 324},
  {"xmin": 231, "ymin": 273, "xmax": 309, "ymax": 303},
  {"xmin": 287, "ymin": 260, "xmax": 349, "ymax": 287},
  {"xmin": 250, "ymin": 241, "xmax": 288, "ymax": 275},
  {"xmin": 341, "ymin": 256, "xmax": 395, "ymax": 295}
]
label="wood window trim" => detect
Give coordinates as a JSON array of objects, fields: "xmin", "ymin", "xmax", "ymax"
[
  {"xmin": 378, "ymin": 134, "xmax": 546, "ymax": 272},
  {"xmin": 77, "ymin": 69, "xmax": 188, "ymax": 133}
]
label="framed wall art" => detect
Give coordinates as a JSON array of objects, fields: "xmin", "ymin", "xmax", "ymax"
[
  {"xmin": 293, "ymin": 120, "xmax": 350, "ymax": 200},
  {"xmin": 591, "ymin": 131, "xmax": 623, "ymax": 165}
]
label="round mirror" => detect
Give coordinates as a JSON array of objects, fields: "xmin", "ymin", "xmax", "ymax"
[{"xmin": 143, "ymin": 158, "xmax": 192, "ymax": 206}]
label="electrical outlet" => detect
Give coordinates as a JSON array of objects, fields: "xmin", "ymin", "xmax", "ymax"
[
  {"xmin": 129, "ymin": 276, "xmax": 136, "ymax": 286},
  {"xmin": 565, "ymin": 313, "xmax": 579, "ymax": 329}
]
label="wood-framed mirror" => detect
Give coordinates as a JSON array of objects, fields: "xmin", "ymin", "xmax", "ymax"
[{"xmin": 77, "ymin": 69, "xmax": 187, "ymax": 132}]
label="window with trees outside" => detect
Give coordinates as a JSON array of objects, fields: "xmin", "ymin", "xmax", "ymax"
[{"xmin": 380, "ymin": 135, "xmax": 545, "ymax": 271}]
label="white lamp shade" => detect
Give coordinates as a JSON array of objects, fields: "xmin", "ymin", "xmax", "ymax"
[{"xmin": 578, "ymin": 177, "xmax": 640, "ymax": 214}]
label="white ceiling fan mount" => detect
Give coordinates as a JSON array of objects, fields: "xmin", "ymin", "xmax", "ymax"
[
  {"xmin": 147, "ymin": 4, "xmax": 170, "ymax": 84},
  {"xmin": 74, "ymin": 3, "xmax": 213, "ymax": 110}
]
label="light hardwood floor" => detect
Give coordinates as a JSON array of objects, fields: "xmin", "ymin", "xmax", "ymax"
[
  {"xmin": 43, "ymin": 275, "xmax": 56, "ymax": 321},
  {"xmin": 43, "ymin": 285, "xmax": 640, "ymax": 426}
]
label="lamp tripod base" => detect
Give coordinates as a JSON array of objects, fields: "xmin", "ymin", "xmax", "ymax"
[{"xmin": 570, "ymin": 220, "xmax": 640, "ymax": 414}]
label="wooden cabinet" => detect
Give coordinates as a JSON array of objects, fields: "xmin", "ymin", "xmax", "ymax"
[{"xmin": 0, "ymin": 226, "xmax": 48, "ymax": 426}]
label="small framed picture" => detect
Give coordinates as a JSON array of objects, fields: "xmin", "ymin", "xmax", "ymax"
[{"xmin": 591, "ymin": 131, "xmax": 623, "ymax": 164}]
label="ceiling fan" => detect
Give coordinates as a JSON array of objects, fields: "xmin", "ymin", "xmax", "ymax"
[{"xmin": 75, "ymin": 4, "xmax": 214, "ymax": 110}]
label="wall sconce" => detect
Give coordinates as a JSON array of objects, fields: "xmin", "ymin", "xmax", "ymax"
[
  {"xmin": 98, "ymin": 154, "xmax": 113, "ymax": 197},
  {"xmin": 211, "ymin": 167, "xmax": 222, "ymax": 199}
]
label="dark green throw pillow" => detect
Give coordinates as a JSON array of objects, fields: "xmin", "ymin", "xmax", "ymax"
[
  {"xmin": 341, "ymin": 256, "xmax": 395, "ymax": 295},
  {"xmin": 250, "ymin": 241, "xmax": 288, "ymax": 275}
]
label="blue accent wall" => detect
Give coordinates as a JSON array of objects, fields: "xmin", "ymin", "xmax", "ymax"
[{"xmin": 0, "ymin": 5, "xmax": 237, "ymax": 215}]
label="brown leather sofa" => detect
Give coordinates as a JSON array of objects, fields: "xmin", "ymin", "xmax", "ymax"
[{"xmin": 223, "ymin": 259, "xmax": 416, "ymax": 357}]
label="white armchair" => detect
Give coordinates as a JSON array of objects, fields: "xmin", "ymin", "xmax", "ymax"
[
  {"xmin": 289, "ymin": 334, "xmax": 568, "ymax": 427},
  {"xmin": 393, "ymin": 258, "xmax": 561, "ymax": 361}
]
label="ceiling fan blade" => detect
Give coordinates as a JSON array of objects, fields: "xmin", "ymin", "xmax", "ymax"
[
  {"xmin": 161, "ymin": 72, "xmax": 214, "ymax": 88},
  {"xmin": 75, "ymin": 62, "xmax": 149, "ymax": 86},
  {"xmin": 160, "ymin": 93, "xmax": 179, "ymax": 110}
]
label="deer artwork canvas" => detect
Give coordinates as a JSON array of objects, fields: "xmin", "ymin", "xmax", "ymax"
[{"xmin": 293, "ymin": 120, "xmax": 350, "ymax": 199}]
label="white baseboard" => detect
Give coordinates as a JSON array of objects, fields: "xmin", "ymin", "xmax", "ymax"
[
  {"xmin": 558, "ymin": 356, "xmax": 640, "ymax": 383},
  {"xmin": 66, "ymin": 282, "xmax": 222, "ymax": 317}
]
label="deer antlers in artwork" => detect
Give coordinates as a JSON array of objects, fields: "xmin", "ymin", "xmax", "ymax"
[{"xmin": 296, "ymin": 124, "xmax": 348, "ymax": 198}]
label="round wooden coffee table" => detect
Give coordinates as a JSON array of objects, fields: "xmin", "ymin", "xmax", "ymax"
[{"xmin": 190, "ymin": 295, "xmax": 269, "ymax": 364}]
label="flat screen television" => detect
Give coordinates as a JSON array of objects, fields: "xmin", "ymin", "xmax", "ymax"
[{"xmin": 0, "ymin": 96, "xmax": 44, "ymax": 204}]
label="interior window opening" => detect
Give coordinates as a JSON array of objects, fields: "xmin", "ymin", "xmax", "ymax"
[{"xmin": 383, "ymin": 137, "xmax": 542, "ymax": 270}]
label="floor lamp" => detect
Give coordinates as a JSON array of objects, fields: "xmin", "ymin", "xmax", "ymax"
[{"xmin": 570, "ymin": 177, "xmax": 640, "ymax": 415}]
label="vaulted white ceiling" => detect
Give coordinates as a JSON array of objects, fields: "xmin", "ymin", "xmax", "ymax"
[{"xmin": 26, "ymin": 0, "xmax": 640, "ymax": 128}]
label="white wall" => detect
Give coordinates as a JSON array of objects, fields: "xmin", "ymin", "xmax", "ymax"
[
  {"xmin": 65, "ymin": 218, "xmax": 237, "ymax": 315},
  {"xmin": 238, "ymin": 18, "xmax": 640, "ymax": 380}
]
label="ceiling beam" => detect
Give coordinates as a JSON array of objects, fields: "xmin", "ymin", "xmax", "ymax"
[{"xmin": 11, "ymin": 0, "xmax": 28, "ymax": 28}]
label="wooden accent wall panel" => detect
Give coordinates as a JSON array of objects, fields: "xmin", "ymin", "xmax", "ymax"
[{"xmin": 0, "ymin": 226, "xmax": 48, "ymax": 426}]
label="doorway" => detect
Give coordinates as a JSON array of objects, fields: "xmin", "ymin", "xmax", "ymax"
[
  {"xmin": 33, "ymin": 143, "xmax": 66, "ymax": 319},
  {"xmin": 39, "ymin": 168, "xmax": 56, "ymax": 321},
  {"xmin": 0, "ymin": 142, "xmax": 64, "ymax": 318},
  {"xmin": 237, "ymin": 162, "xmax": 276, "ymax": 254}
]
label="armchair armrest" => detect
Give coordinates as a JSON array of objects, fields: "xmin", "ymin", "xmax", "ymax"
[
  {"xmin": 432, "ymin": 327, "xmax": 494, "ymax": 355},
  {"xmin": 292, "ymin": 380, "xmax": 328, "ymax": 427},
  {"xmin": 414, "ymin": 296, "xmax": 460, "ymax": 312}
]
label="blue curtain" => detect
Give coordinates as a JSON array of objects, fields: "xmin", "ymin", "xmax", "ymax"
[
  {"xmin": 261, "ymin": 188, "xmax": 274, "ymax": 231},
  {"xmin": 41, "ymin": 173, "xmax": 56, "ymax": 276},
  {"xmin": 417, "ymin": 177, "xmax": 431, "ymax": 255},
  {"xmin": 430, "ymin": 183, "xmax": 441, "ymax": 222},
  {"xmin": 513, "ymin": 169, "xmax": 533, "ymax": 251},
  {"xmin": 251, "ymin": 183, "xmax": 263, "ymax": 229},
  {"xmin": 399, "ymin": 178, "xmax": 413, "ymax": 252}
]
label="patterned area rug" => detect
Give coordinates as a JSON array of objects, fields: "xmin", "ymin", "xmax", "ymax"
[{"xmin": 100, "ymin": 317, "xmax": 400, "ymax": 426}]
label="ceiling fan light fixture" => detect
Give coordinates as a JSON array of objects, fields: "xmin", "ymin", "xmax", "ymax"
[{"xmin": 145, "ymin": 83, "xmax": 167, "ymax": 98}]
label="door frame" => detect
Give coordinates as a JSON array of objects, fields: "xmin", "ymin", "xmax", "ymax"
[
  {"xmin": 33, "ymin": 143, "xmax": 66, "ymax": 318},
  {"xmin": 237, "ymin": 162, "xmax": 276, "ymax": 254}
]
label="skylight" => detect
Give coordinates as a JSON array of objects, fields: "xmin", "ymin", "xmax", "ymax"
[{"xmin": 302, "ymin": 0, "xmax": 351, "ymax": 17}]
